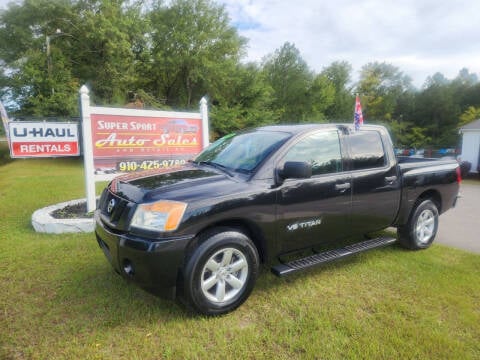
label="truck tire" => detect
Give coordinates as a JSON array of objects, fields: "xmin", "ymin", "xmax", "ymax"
[
  {"xmin": 398, "ymin": 199, "xmax": 439, "ymax": 250},
  {"xmin": 181, "ymin": 228, "xmax": 259, "ymax": 315}
]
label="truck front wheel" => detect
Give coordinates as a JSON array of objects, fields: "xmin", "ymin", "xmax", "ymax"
[
  {"xmin": 398, "ymin": 199, "xmax": 439, "ymax": 250},
  {"xmin": 181, "ymin": 228, "xmax": 259, "ymax": 315}
]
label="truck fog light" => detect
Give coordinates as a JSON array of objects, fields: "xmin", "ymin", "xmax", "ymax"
[{"xmin": 123, "ymin": 259, "xmax": 135, "ymax": 276}]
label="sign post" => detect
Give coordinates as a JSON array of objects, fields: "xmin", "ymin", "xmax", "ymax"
[
  {"xmin": 0, "ymin": 101, "xmax": 10, "ymax": 147},
  {"xmin": 79, "ymin": 85, "xmax": 97, "ymax": 213},
  {"xmin": 200, "ymin": 97, "xmax": 209, "ymax": 148}
]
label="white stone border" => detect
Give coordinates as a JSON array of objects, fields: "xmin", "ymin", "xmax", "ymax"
[{"xmin": 31, "ymin": 198, "xmax": 95, "ymax": 233}]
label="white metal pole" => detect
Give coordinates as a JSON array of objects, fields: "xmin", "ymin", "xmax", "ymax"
[
  {"xmin": 200, "ymin": 97, "xmax": 209, "ymax": 149},
  {"xmin": 79, "ymin": 85, "xmax": 96, "ymax": 212}
]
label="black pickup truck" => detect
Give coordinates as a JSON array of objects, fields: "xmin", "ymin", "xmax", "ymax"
[{"xmin": 95, "ymin": 124, "xmax": 460, "ymax": 315}]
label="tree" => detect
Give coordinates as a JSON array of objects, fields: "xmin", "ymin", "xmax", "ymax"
[
  {"xmin": 1, "ymin": 0, "xmax": 478, "ymax": 147},
  {"xmin": 307, "ymin": 74, "xmax": 335, "ymax": 121},
  {"xmin": 450, "ymin": 68, "xmax": 480, "ymax": 124},
  {"xmin": 462, "ymin": 82, "xmax": 480, "ymax": 109},
  {"xmin": 0, "ymin": 0, "xmax": 143, "ymax": 115},
  {"xmin": 143, "ymin": 0, "xmax": 245, "ymax": 108},
  {"xmin": 459, "ymin": 106, "xmax": 480, "ymax": 128},
  {"xmin": 422, "ymin": 72, "xmax": 450, "ymax": 88},
  {"xmin": 389, "ymin": 120, "xmax": 431, "ymax": 148},
  {"xmin": 69, "ymin": 0, "xmax": 142, "ymax": 105},
  {"xmin": 413, "ymin": 73, "xmax": 460, "ymax": 146},
  {"xmin": 262, "ymin": 42, "xmax": 314, "ymax": 122},
  {"xmin": 321, "ymin": 61, "xmax": 354, "ymax": 121},
  {"xmin": 0, "ymin": 0, "xmax": 79, "ymax": 115},
  {"xmin": 407, "ymin": 69, "xmax": 480, "ymax": 147},
  {"xmin": 454, "ymin": 68, "xmax": 478, "ymax": 86},
  {"xmin": 10, "ymin": 47, "xmax": 79, "ymax": 116},
  {"xmin": 357, "ymin": 62, "xmax": 412, "ymax": 122},
  {"xmin": 210, "ymin": 63, "xmax": 279, "ymax": 137}
]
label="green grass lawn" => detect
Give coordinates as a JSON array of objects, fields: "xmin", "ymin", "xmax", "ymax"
[{"xmin": 1, "ymin": 154, "xmax": 479, "ymax": 359}]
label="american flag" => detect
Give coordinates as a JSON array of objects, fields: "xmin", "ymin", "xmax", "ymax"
[{"xmin": 354, "ymin": 95, "xmax": 363, "ymax": 131}]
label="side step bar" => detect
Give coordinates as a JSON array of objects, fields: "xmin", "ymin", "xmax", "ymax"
[{"xmin": 271, "ymin": 236, "xmax": 397, "ymax": 277}]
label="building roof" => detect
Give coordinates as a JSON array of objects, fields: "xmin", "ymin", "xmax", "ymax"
[{"xmin": 460, "ymin": 119, "xmax": 480, "ymax": 131}]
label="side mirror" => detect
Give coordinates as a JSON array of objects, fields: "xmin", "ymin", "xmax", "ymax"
[{"xmin": 279, "ymin": 161, "xmax": 312, "ymax": 179}]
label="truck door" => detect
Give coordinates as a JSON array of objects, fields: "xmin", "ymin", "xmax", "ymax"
[
  {"xmin": 276, "ymin": 130, "xmax": 352, "ymax": 253},
  {"xmin": 347, "ymin": 130, "xmax": 401, "ymax": 235}
]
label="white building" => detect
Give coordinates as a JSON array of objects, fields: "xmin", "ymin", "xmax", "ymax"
[{"xmin": 459, "ymin": 119, "xmax": 480, "ymax": 173}]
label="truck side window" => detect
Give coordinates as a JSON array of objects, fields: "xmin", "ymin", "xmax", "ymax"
[
  {"xmin": 349, "ymin": 131, "xmax": 386, "ymax": 170},
  {"xmin": 283, "ymin": 131, "xmax": 343, "ymax": 175}
]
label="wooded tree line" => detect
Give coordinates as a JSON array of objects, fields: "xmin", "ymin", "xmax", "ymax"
[{"xmin": 1, "ymin": 0, "xmax": 479, "ymax": 147}]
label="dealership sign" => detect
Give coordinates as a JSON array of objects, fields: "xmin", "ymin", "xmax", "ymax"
[
  {"xmin": 79, "ymin": 85, "xmax": 209, "ymax": 212},
  {"xmin": 90, "ymin": 112, "xmax": 203, "ymax": 173},
  {"xmin": 8, "ymin": 121, "xmax": 79, "ymax": 157}
]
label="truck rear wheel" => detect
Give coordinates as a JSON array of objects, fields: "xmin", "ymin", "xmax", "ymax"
[
  {"xmin": 181, "ymin": 228, "xmax": 259, "ymax": 315},
  {"xmin": 398, "ymin": 199, "xmax": 439, "ymax": 250}
]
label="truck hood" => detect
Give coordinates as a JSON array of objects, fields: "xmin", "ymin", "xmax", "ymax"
[{"xmin": 110, "ymin": 165, "xmax": 246, "ymax": 203}]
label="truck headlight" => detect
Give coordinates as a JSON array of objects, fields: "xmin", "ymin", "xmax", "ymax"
[{"xmin": 130, "ymin": 200, "xmax": 187, "ymax": 232}]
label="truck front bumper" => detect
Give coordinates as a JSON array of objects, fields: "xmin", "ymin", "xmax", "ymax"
[{"xmin": 95, "ymin": 213, "xmax": 195, "ymax": 299}]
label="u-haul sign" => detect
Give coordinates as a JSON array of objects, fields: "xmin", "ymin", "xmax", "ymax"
[{"xmin": 8, "ymin": 122, "xmax": 79, "ymax": 157}]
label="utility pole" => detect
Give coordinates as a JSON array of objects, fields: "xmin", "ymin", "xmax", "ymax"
[{"xmin": 45, "ymin": 29, "xmax": 64, "ymax": 95}]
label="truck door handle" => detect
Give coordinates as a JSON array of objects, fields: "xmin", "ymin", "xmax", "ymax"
[
  {"xmin": 335, "ymin": 183, "xmax": 351, "ymax": 191},
  {"xmin": 385, "ymin": 176, "xmax": 397, "ymax": 184}
]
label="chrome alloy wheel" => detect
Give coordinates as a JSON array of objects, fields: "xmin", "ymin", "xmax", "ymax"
[
  {"xmin": 200, "ymin": 248, "xmax": 249, "ymax": 304},
  {"xmin": 415, "ymin": 209, "xmax": 435, "ymax": 244}
]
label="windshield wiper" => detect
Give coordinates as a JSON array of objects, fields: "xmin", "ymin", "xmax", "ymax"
[{"xmin": 198, "ymin": 161, "xmax": 234, "ymax": 177}]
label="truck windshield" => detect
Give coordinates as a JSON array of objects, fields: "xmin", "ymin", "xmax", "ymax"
[{"xmin": 195, "ymin": 130, "xmax": 291, "ymax": 173}]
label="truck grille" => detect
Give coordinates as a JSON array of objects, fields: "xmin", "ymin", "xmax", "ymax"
[{"xmin": 98, "ymin": 189, "xmax": 133, "ymax": 230}]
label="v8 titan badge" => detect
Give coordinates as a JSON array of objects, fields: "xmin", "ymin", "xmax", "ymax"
[{"xmin": 287, "ymin": 218, "xmax": 322, "ymax": 232}]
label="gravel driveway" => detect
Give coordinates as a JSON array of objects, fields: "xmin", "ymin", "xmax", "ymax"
[{"xmin": 436, "ymin": 182, "xmax": 480, "ymax": 253}]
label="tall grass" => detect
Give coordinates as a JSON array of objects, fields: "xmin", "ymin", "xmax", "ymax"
[{"xmin": 0, "ymin": 156, "xmax": 479, "ymax": 359}]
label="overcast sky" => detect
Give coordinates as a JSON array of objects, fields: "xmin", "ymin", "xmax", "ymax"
[
  {"xmin": 219, "ymin": 0, "xmax": 480, "ymax": 88},
  {"xmin": 1, "ymin": 0, "xmax": 479, "ymax": 88}
]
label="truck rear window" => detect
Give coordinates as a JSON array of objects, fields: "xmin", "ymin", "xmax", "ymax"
[
  {"xmin": 282, "ymin": 130, "xmax": 343, "ymax": 175},
  {"xmin": 349, "ymin": 131, "xmax": 386, "ymax": 170}
]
